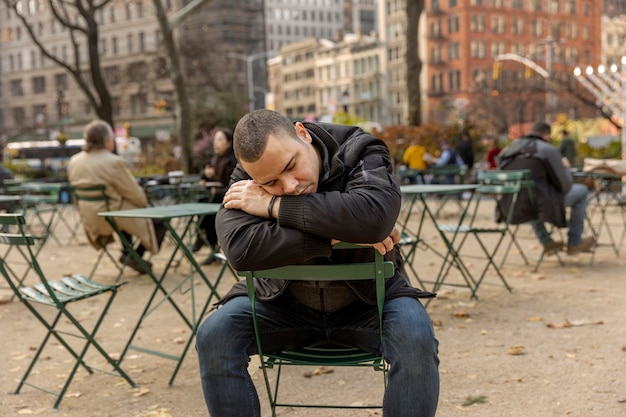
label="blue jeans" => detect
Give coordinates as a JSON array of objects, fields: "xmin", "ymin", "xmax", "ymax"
[
  {"xmin": 196, "ymin": 295, "xmax": 440, "ymax": 417},
  {"xmin": 531, "ymin": 183, "xmax": 589, "ymax": 246}
]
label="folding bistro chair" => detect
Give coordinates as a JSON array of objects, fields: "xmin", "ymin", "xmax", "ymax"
[
  {"xmin": 0, "ymin": 213, "xmax": 136, "ymax": 410},
  {"xmin": 69, "ymin": 184, "xmax": 126, "ymax": 281},
  {"xmin": 497, "ymin": 170, "xmax": 565, "ymax": 272},
  {"xmin": 240, "ymin": 243, "xmax": 394, "ymax": 416},
  {"xmin": 436, "ymin": 170, "xmax": 532, "ymax": 297},
  {"xmin": 427, "ymin": 165, "xmax": 466, "ymax": 217}
]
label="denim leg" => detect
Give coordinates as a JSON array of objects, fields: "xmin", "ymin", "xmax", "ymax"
[
  {"xmin": 195, "ymin": 296, "xmax": 328, "ymax": 416},
  {"xmin": 196, "ymin": 297, "xmax": 261, "ymax": 417},
  {"xmin": 530, "ymin": 220, "xmax": 552, "ymax": 245},
  {"xmin": 564, "ymin": 183, "xmax": 588, "ymax": 246},
  {"xmin": 196, "ymin": 295, "xmax": 439, "ymax": 417},
  {"xmin": 380, "ymin": 297, "xmax": 440, "ymax": 417}
]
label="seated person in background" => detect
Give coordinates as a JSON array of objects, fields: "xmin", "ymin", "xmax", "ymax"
[
  {"xmin": 163, "ymin": 150, "xmax": 182, "ymax": 173},
  {"xmin": 484, "ymin": 137, "xmax": 502, "ymax": 170},
  {"xmin": 456, "ymin": 133, "xmax": 475, "ymax": 183},
  {"xmin": 496, "ymin": 121, "xmax": 594, "ymax": 255},
  {"xmin": 195, "ymin": 109, "xmax": 440, "ymax": 417},
  {"xmin": 192, "ymin": 127, "xmax": 237, "ymax": 264},
  {"xmin": 431, "ymin": 141, "xmax": 463, "ymax": 184},
  {"xmin": 401, "ymin": 139, "xmax": 428, "ymax": 183},
  {"xmin": 68, "ymin": 120, "xmax": 167, "ymax": 273}
]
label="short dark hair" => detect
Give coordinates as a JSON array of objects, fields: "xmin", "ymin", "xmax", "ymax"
[
  {"xmin": 529, "ymin": 121, "xmax": 551, "ymax": 137},
  {"xmin": 233, "ymin": 109, "xmax": 297, "ymax": 162},
  {"xmin": 83, "ymin": 120, "xmax": 114, "ymax": 152}
]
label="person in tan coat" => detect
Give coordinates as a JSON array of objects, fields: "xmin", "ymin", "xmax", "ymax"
[{"xmin": 68, "ymin": 120, "xmax": 166, "ymax": 273}]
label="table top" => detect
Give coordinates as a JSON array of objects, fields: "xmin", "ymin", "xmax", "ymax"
[
  {"xmin": 0, "ymin": 195, "xmax": 21, "ymax": 202},
  {"xmin": 400, "ymin": 183, "xmax": 479, "ymax": 194},
  {"xmin": 98, "ymin": 203, "xmax": 221, "ymax": 220}
]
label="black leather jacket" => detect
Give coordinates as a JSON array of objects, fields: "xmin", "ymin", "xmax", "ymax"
[
  {"xmin": 214, "ymin": 122, "xmax": 434, "ymax": 308},
  {"xmin": 496, "ymin": 134, "xmax": 572, "ymax": 227}
]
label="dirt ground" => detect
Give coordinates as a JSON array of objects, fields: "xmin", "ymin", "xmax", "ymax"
[{"xmin": 1, "ymin": 200, "xmax": 625, "ymax": 417}]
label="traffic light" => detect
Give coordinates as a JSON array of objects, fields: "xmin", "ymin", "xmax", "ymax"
[
  {"xmin": 492, "ymin": 62, "xmax": 501, "ymax": 80},
  {"xmin": 155, "ymin": 99, "xmax": 168, "ymax": 113}
]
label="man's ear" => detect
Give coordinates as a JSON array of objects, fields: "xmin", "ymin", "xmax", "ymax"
[{"xmin": 294, "ymin": 122, "xmax": 312, "ymax": 144}]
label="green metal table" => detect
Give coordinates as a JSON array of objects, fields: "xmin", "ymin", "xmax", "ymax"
[
  {"xmin": 99, "ymin": 203, "xmax": 224, "ymax": 384},
  {"xmin": 399, "ymin": 184, "xmax": 479, "ymax": 297}
]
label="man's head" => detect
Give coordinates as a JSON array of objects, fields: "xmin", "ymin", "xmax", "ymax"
[
  {"xmin": 529, "ymin": 121, "xmax": 552, "ymax": 142},
  {"xmin": 233, "ymin": 109, "xmax": 321, "ymax": 196},
  {"xmin": 84, "ymin": 120, "xmax": 115, "ymax": 152}
]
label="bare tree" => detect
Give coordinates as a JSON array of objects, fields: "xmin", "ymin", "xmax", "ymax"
[
  {"xmin": 3, "ymin": 0, "xmax": 114, "ymax": 126},
  {"xmin": 152, "ymin": 0, "xmax": 213, "ymax": 172},
  {"xmin": 406, "ymin": 0, "xmax": 425, "ymax": 126}
]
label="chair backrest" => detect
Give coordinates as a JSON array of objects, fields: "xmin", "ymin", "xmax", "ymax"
[
  {"xmin": 0, "ymin": 213, "xmax": 46, "ymax": 299},
  {"xmin": 70, "ymin": 184, "xmax": 110, "ymax": 209},
  {"xmin": 477, "ymin": 169, "xmax": 534, "ymax": 225},
  {"xmin": 239, "ymin": 243, "xmax": 395, "ymax": 344},
  {"xmin": 429, "ymin": 164, "xmax": 465, "ymax": 184}
]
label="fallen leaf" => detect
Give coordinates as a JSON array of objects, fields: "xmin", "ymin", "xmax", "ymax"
[
  {"xmin": 133, "ymin": 387, "xmax": 151, "ymax": 397},
  {"xmin": 525, "ymin": 316, "xmax": 543, "ymax": 322},
  {"xmin": 453, "ymin": 309, "xmax": 470, "ymax": 318},
  {"xmin": 172, "ymin": 337, "xmax": 185, "ymax": 344},
  {"xmin": 313, "ymin": 366, "xmax": 333, "ymax": 375},
  {"xmin": 507, "ymin": 345, "xmax": 525, "ymax": 356}
]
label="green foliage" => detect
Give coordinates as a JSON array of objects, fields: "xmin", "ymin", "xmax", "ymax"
[
  {"xmin": 332, "ymin": 112, "xmax": 367, "ymax": 127},
  {"xmin": 3, "ymin": 160, "xmax": 36, "ymax": 179},
  {"xmin": 375, "ymin": 123, "xmax": 477, "ymax": 165}
]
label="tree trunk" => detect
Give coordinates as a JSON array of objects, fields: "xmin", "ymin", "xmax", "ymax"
[{"xmin": 406, "ymin": 0, "xmax": 425, "ymax": 126}]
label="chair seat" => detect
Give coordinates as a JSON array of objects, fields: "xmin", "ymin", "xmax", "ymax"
[
  {"xmin": 266, "ymin": 344, "xmax": 385, "ymax": 367},
  {"xmin": 20, "ymin": 274, "xmax": 121, "ymax": 306}
]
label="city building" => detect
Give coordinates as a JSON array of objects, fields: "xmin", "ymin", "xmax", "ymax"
[
  {"xmin": 0, "ymin": 0, "xmax": 172, "ymax": 142},
  {"xmin": 423, "ymin": 0, "xmax": 603, "ymax": 135},
  {"xmin": 267, "ymin": 33, "xmax": 387, "ymax": 124}
]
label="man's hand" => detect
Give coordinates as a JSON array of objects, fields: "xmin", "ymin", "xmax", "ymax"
[
  {"xmin": 333, "ymin": 227, "xmax": 401, "ymax": 255},
  {"xmin": 223, "ymin": 180, "xmax": 274, "ymax": 218}
]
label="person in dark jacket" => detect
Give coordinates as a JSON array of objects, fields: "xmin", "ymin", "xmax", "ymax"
[
  {"xmin": 195, "ymin": 109, "xmax": 440, "ymax": 417},
  {"xmin": 496, "ymin": 121, "xmax": 594, "ymax": 255},
  {"xmin": 191, "ymin": 127, "xmax": 237, "ymax": 264},
  {"xmin": 456, "ymin": 133, "xmax": 475, "ymax": 183}
]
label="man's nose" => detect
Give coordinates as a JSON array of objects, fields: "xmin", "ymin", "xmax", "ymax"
[{"xmin": 282, "ymin": 177, "xmax": 299, "ymax": 194}]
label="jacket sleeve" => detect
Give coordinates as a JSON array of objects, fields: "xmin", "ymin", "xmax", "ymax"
[
  {"xmin": 542, "ymin": 145, "xmax": 573, "ymax": 194},
  {"xmin": 216, "ymin": 135, "xmax": 401, "ymax": 271},
  {"xmin": 108, "ymin": 158, "xmax": 148, "ymax": 207}
]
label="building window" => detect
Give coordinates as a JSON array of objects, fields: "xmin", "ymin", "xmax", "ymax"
[
  {"xmin": 55, "ymin": 73, "xmax": 68, "ymax": 90},
  {"xmin": 127, "ymin": 61, "xmax": 147, "ymax": 82},
  {"xmin": 12, "ymin": 107, "xmax": 26, "ymax": 125},
  {"xmin": 32, "ymin": 76, "xmax": 46, "ymax": 94},
  {"xmin": 10, "ymin": 80, "xmax": 24, "ymax": 96}
]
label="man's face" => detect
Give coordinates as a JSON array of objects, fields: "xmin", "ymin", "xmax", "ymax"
[{"xmin": 240, "ymin": 122, "xmax": 321, "ymax": 196}]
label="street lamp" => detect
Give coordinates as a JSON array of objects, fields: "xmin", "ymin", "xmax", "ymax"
[
  {"xmin": 228, "ymin": 51, "xmax": 273, "ymax": 111},
  {"xmin": 341, "ymin": 89, "xmax": 349, "ymax": 113},
  {"xmin": 573, "ymin": 55, "xmax": 626, "ymax": 193}
]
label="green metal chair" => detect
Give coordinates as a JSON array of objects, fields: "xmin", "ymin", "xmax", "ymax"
[
  {"xmin": 496, "ymin": 170, "xmax": 565, "ymax": 272},
  {"xmin": 239, "ymin": 243, "xmax": 395, "ymax": 416},
  {"xmin": 436, "ymin": 170, "xmax": 531, "ymax": 297},
  {"xmin": 69, "ymin": 184, "xmax": 126, "ymax": 281},
  {"xmin": 427, "ymin": 164, "xmax": 467, "ymax": 217},
  {"xmin": 0, "ymin": 213, "xmax": 136, "ymax": 410}
]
